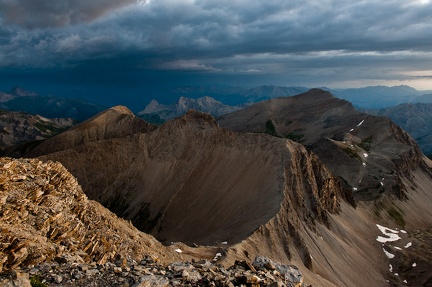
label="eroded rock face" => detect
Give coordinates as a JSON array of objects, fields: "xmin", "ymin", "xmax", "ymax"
[{"xmin": 0, "ymin": 157, "xmax": 173, "ymax": 272}]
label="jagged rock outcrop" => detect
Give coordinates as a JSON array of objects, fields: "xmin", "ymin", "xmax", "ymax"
[
  {"xmin": 0, "ymin": 157, "xmax": 307, "ymax": 287},
  {"xmin": 0, "ymin": 157, "xmax": 176, "ymax": 273},
  {"xmin": 218, "ymin": 88, "xmax": 429, "ymax": 201}
]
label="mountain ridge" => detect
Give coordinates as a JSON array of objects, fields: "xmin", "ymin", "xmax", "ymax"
[
  {"xmin": 2, "ymin": 89, "xmax": 432, "ymax": 286},
  {"xmin": 218, "ymin": 89, "xmax": 427, "ymax": 201}
]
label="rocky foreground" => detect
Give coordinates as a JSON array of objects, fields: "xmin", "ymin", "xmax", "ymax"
[
  {"xmin": 2, "ymin": 255, "xmax": 303, "ymax": 287},
  {"xmin": 0, "ymin": 157, "xmax": 304, "ymax": 287}
]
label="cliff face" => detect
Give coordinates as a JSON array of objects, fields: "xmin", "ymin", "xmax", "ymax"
[
  {"xmin": 218, "ymin": 88, "xmax": 429, "ymax": 201},
  {"xmin": 0, "ymin": 157, "xmax": 176, "ymax": 272}
]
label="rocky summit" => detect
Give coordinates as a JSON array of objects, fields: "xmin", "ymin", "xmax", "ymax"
[{"xmin": 0, "ymin": 157, "xmax": 304, "ymax": 287}]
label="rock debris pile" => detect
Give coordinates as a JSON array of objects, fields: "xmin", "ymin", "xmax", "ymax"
[
  {"xmin": 2, "ymin": 255, "xmax": 303, "ymax": 287},
  {"xmin": 0, "ymin": 157, "xmax": 173, "ymax": 271}
]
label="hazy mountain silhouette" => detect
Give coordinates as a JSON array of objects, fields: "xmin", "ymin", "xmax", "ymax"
[{"xmin": 0, "ymin": 87, "xmax": 106, "ymax": 121}]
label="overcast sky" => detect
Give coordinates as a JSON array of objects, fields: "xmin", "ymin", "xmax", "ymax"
[{"xmin": 0, "ymin": 0, "xmax": 431, "ymax": 107}]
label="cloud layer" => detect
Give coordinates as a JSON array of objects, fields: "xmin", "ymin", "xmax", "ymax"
[
  {"xmin": 0, "ymin": 0, "xmax": 138, "ymax": 28},
  {"xmin": 1, "ymin": 0, "xmax": 432, "ymax": 89}
]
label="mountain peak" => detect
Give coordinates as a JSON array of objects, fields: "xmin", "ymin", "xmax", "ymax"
[
  {"xmin": 25, "ymin": 106, "xmax": 156, "ymax": 157},
  {"xmin": 138, "ymin": 96, "xmax": 240, "ymax": 122},
  {"xmin": 109, "ymin": 105, "xmax": 134, "ymax": 116}
]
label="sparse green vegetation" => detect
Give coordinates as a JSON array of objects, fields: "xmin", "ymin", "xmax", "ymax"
[
  {"xmin": 285, "ymin": 132, "xmax": 305, "ymax": 143},
  {"xmin": 342, "ymin": 147, "xmax": 361, "ymax": 161},
  {"xmin": 387, "ymin": 206, "xmax": 405, "ymax": 227},
  {"xmin": 34, "ymin": 121, "xmax": 68, "ymax": 135},
  {"xmin": 359, "ymin": 136, "xmax": 373, "ymax": 152},
  {"xmin": 30, "ymin": 275, "xmax": 47, "ymax": 287},
  {"xmin": 265, "ymin": 120, "xmax": 278, "ymax": 137}
]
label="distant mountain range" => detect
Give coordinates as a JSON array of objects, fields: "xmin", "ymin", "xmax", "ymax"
[
  {"xmin": 0, "ymin": 87, "xmax": 106, "ymax": 121},
  {"xmin": 166, "ymin": 85, "xmax": 309, "ymax": 106},
  {"xmin": 327, "ymin": 85, "xmax": 432, "ymax": 109},
  {"xmin": 153, "ymin": 84, "xmax": 432, "ymax": 109},
  {"xmin": 138, "ymin": 96, "xmax": 242, "ymax": 123}
]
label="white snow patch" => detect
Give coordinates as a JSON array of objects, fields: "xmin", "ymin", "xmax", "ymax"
[
  {"xmin": 213, "ymin": 252, "xmax": 222, "ymax": 261},
  {"xmin": 349, "ymin": 128, "xmax": 354, "ymax": 132},
  {"xmin": 363, "ymin": 162, "xmax": 367, "ymax": 167},
  {"xmin": 403, "ymin": 279, "xmax": 407, "ymax": 283},
  {"xmin": 400, "ymin": 230, "xmax": 407, "ymax": 234},
  {"xmin": 37, "ymin": 115, "xmax": 50, "ymax": 122},
  {"xmin": 220, "ymin": 241, "xmax": 228, "ymax": 245},
  {"xmin": 394, "ymin": 246, "xmax": 402, "ymax": 250},
  {"xmin": 380, "ymin": 182, "xmax": 384, "ymax": 186},
  {"xmin": 353, "ymin": 187, "xmax": 358, "ymax": 191},
  {"xmin": 376, "ymin": 224, "xmax": 401, "ymax": 243},
  {"xmin": 174, "ymin": 249, "xmax": 182, "ymax": 253},
  {"xmin": 383, "ymin": 248, "xmax": 395, "ymax": 259},
  {"xmin": 412, "ymin": 263, "xmax": 417, "ymax": 267},
  {"xmin": 363, "ymin": 153, "xmax": 368, "ymax": 158},
  {"xmin": 357, "ymin": 120, "xmax": 365, "ymax": 127},
  {"xmin": 394, "ymin": 273, "xmax": 399, "ymax": 276},
  {"xmin": 404, "ymin": 242, "xmax": 412, "ymax": 248},
  {"xmin": 389, "ymin": 264, "xmax": 393, "ymax": 272}
]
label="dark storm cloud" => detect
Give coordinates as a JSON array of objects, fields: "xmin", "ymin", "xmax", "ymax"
[
  {"xmin": 0, "ymin": 0, "xmax": 432, "ymax": 89},
  {"xmin": 0, "ymin": 0, "xmax": 138, "ymax": 28}
]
